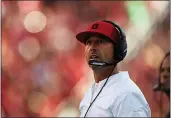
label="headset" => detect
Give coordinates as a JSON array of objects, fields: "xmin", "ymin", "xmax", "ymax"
[
  {"xmin": 102, "ymin": 20, "xmax": 127, "ymax": 62},
  {"xmin": 89, "ymin": 20, "xmax": 127, "ymax": 67},
  {"xmin": 85, "ymin": 21, "xmax": 127, "ymax": 117}
]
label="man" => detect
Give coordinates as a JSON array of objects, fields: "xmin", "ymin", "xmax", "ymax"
[
  {"xmin": 76, "ymin": 20, "xmax": 151, "ymax": 117},
  {"xmin": 153, "ymin": 52, "xmax": 170, "ymax": 118},
  {"xmin": 159, "ymin": 52, "xmax": 170, "ymax": 96}
]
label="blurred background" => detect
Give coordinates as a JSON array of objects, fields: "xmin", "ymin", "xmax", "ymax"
[{"xmin": 1, "ymin": 1, "xmax": 170, "ymax": 117}]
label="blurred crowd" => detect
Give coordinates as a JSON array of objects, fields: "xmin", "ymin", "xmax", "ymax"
[{"xmin": 1, "ymin": 1, "xmax": 170, "ymax": 117}]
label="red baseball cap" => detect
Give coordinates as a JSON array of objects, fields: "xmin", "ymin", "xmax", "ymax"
[{"xmin": 76, "ymin": 20, "xmax": 119, "ymax": 44}]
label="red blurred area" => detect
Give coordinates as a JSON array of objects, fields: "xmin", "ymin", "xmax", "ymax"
[{"xmin": 1, "ymin": 1, "xmax": 170, "ymax": 117}]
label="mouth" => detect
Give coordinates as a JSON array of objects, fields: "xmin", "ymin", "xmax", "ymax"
[{"xmin": 90, "ymin": 55, "xmax": 99, "ymax": 59}]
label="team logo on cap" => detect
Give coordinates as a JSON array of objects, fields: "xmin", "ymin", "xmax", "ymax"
[{"xmin": 92, "ymin": 24, "xmax": 98, "ymax": 29}]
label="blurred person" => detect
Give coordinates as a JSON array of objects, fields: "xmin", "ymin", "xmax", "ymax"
[
  {"xmin": 76, "ymin": 20, "xmax": 151, "ymax": 117},
  {"xmin": 153, "ymin": 52, "xmax": 170, "ymax": 118}
]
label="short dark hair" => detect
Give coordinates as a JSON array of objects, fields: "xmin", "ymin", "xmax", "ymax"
[
  {"xmin": 158, "ymin": 51, "xmax": 170, "ymax": 86},
  {"xmin": 160, "ymin": 52, "xmax": 170, "ymax": 71}
]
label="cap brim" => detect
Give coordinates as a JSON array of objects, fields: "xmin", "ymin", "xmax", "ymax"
[{"xmin": 76, "ymin": 31, "xmax": 111, "ymax": 44}]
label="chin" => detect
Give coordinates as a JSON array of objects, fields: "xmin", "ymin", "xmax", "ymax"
[{"xmin": 89, "ymin": 65, "xmax": 100, "ymax": 70}]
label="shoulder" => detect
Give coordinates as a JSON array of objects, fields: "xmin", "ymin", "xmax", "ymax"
[
  {"xmin": 109, "ymin": 72, "xmax": 143, "ymax": 96},
  {"xmin": 117, "ymin": 91, "xmax": 148, "ymax": 106},
  {"xmin": 111, "ymin": 91, "xmax": 151, "ymax": 117},
  {"xmin": 112, "ymin": 91, "xmax": 144, "ymax": 105}
]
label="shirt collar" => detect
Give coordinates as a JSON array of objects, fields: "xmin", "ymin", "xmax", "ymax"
[{"xmin": 94, "ymin": 71, "xmax": 129, "ymax": 87}]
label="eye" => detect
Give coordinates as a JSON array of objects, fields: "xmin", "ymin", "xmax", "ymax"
[
  {"xmin": 86, "ymin": 40, "xmax": 91, "ymax": 45},
  {"xmin": 97, "ymin": 39, "xmax": 104, "ymax": 44}
]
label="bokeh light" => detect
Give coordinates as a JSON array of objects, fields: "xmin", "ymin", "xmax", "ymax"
[
  {"xmin": 27, "ymin": 91, "xmax": 48, "ymax": 114},
  {"xmin": 143, "ymin": 43, "xmax": 164, "ymax": 68},
  {"xmin": 58, "ymin": 106, "xmax": 78, "ymax": 117},
  {"xmin": 18, "ymin": 36, "xmax": 41, "ymax": 61},
  {"xmin": 24, "ymin": 11, "xmax": 46, "ymax": 33},
  {"xmin": 41, "ymin": 67, "xmax": 61, "ymax": 96},
  {"xmin": 47, "ymin": 26, "xmax": 77, "ymax": 52},
  {"xmin": 149, "ymin": 1, "xmax": 169, "ymax": 13}
]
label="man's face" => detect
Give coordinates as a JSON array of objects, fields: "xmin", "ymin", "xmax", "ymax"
[
  {"xmin": 160, "ymin": 55, "xmax": 170, "ymax": 89},
  {"xmin": 85, "ymin": 35, "xmax": 114, "ymax": 69}
]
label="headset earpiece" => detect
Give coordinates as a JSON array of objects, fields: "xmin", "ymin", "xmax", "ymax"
[{"xmin": 102, "ymin": 21, "xmax": 127, "ymax": 62}]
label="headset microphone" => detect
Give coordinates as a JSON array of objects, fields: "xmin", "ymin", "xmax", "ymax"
[
  {"xmin": 89, "ymin": 59, "xmax": 115, "ymax": 67},
  {"xmin": 153, "ymin": 83, "xmax": 168, "ymax": 92},
  {"xmin": 153, "ymin": 83, "xmax": 161, "ymax": 91}
]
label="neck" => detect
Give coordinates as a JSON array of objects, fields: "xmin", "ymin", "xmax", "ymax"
[{"xmin": 93, "ymin": 66, "xmax": 119, "ymax": 83}]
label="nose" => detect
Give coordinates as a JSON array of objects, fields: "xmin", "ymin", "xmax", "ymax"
[
  {"xmin": 87, "ymin": 42, "xmax": 98, "ymax": 52},
  {"xmin": 90, "ymin": 48, "xmax": 97, "ymax": 54},
  {"xmin": 89, "ymin": 42, "xmax": 97, "ymax": 48}
]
